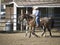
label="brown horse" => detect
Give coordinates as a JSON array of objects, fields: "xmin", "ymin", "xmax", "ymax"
[{"xmin": 19, "ymin": 14, "xmax": 52, "ymax": 38}]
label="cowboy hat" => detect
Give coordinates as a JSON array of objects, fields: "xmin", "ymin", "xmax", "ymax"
[{"xmin": 33, "ymin": 6, "xmax": 39, "ymax": 9}]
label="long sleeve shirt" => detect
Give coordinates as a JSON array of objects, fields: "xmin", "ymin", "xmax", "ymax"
[{"xmin": 32, "ymin": 10, "xmax": 41, "ymax": 17}]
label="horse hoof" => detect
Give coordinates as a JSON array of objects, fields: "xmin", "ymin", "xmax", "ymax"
[{"xmin": 41, "ymin": 35, "xmax": 46, "ymax": 37}]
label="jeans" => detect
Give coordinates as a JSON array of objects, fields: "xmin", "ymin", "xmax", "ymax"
[{"xmin": 35, "ymin": 17, "xmax": 40, "ymax": 26}]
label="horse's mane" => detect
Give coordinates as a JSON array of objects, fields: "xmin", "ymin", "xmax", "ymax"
[{"xmin": 24, "ymin": 14, "xmax": 33, "ymax": 20}]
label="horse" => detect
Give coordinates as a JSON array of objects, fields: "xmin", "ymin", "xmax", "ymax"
[{"xmin": 19, "ymin": 14, "xmax": 52, "ymax": 38}]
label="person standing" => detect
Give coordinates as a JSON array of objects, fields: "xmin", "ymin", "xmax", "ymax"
[{"xmin": 32, "ymin": 7, "xmax": 41, "ymax": 27}]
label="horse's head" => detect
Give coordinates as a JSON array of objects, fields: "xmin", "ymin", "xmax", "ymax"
[{"xmin": 18, "ymin": 14, "xmax": 25, "ymax": 21}]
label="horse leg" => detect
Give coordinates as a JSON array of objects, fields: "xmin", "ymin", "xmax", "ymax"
[
  {"xmin": 32, "ymin": 27, "xmax": 40, "ymax": 38},
  {"xmin": 29, "ymin": 31, "xmax": 31, "ymax": 38},
  {"xmin": 32, "ymin": 32, "xmax": 40, "ymax": 38},
  {"xmin": 25, "ymin": 25, "xmax": 29, "ymax": 37},
  {"xmin": 29, "ymin": 26, "xmax": 32, "ymax": 38},
  {"xmin": 47, "ymin": 27, "xmax": 52, "ymax": 37},
  {"xmin": 41, "ymin": 26, "xmax": 46, "ymax": 37}
]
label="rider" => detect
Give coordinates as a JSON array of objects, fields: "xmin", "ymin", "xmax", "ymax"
[{"xmin": 32, "ymin": 6, "xmax": 41, "ymax": 27}]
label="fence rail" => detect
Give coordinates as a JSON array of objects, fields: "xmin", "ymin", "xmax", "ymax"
[{"xmin": 14, "ymin": 0, "xmax": 58, "ymax": 2}]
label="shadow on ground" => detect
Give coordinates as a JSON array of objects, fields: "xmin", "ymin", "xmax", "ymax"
[
  {"xmin": 51, "ymin": 36, "xmax": 60, "ymax": 38},
  {"xmin": 45, "ymin": 35, "xmax": 60, "ymax": 38}
]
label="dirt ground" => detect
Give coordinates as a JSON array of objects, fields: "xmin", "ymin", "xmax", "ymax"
[{"xmin": 0, "ymin": 30, "xmax": 60, "ymax": 45}]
